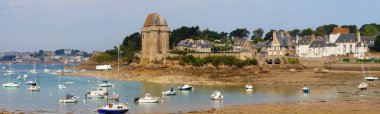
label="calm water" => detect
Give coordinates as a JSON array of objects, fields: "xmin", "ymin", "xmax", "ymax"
[{"xmin": 0, "ymin": 64, "xmax": 338, "ymax": 113}]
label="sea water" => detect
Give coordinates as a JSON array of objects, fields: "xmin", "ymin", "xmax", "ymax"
[{"xmin": 0, "ymin": 64, "xmax": 337, "ymax": 113}]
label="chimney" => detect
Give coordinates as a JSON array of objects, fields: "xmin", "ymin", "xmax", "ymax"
[
  {"xmin": 357, "ymin": 32, "xmax": 361, "ymax": 42},
  {"xmin": 272, "ymin": 31, "xmax": 277, "ymax": 40},
  {"xmin": 310, "ymin": 34, "xmax": 316, "ymax": 42},
  {"xmin": 280, "ymin": 31, "xmax": 284, "ymax": 38}
]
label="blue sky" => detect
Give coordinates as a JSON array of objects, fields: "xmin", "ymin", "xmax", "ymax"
[{"xmin": 0, "ymin": 0, "xmax": 379, "ymax": 52}]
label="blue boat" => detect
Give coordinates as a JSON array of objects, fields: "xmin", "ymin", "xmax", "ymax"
[
  {"xmin": 97, "ymin": 103, "xmax": 129, "ymax": 114},
  {"xmin": 302, "ymin": 87, "xmax": 310, "ymax": 93}
]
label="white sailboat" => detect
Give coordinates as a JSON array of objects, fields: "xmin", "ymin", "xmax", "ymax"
[
  {"xmin": 57, "ymin": 73, "xmax": 66, "ymax": 89},
  {"xmin": 210, "ymin": 91, "xmax": 224, "ymax": 100},
  {"xmin": 364, "ymin": 62, "xmax": 378, "ymax": 81},
  {"xmin": 28, "ymin": 62, "xmax": 41, "ymax": 91},
  {"xmin": 3, "ymin": 63, "xmax": 14, "ymax": 76},
  {"xmin": 3, "ymin": 64, "xmax": 20, "ymax": 88},
  {"xmin": 245, "ymin": 75, "xmax": 253, "ymax": 89},
  {"xmin": 29, "ymin": 62, "xmax": 37, "ymax": 74},
  {"xmin": 358, "ymin": 62, "xmax": 368, "ymax": 90},
  {"xmin": 97, "ymin": 44, "xmax": 129, "ymax": 113}
]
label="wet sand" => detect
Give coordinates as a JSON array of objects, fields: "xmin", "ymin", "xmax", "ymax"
[{"xmin": 186, "ymin": 98, "xmax": 380, "ymax": 114}]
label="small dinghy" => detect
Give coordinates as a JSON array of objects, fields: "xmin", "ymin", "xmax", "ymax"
[
  {"xmin": 302, "ymin": 87, "xmax": 310, "ymax": 93},
  {"xmin": 358, "ymin": 82, "xmax": 368, "ymax": 90},
  {"xmin": 162, "ymin": 87, "xmax": 176, "ymax": 96},
  {"xmin": 245, "ymin": 84, "xmax": 253, "ymax": 89},
  {"xmin": 59, "ymin": 94, "xmax": 79, "ymax": 103},
  {"xmin": 178, "ymin": 84, "xmax": 193, "ymax": 91},
  {"xmin": 134, "ymin": 93, "xmax": 160, "ymax": 103},
  {"xmin": 210, "ymin": 91, "xmax": 224, "ymax": 100}
]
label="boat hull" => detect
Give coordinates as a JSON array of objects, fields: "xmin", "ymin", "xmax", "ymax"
[{"xmin": 97, "ymin": 109, "xmax": 128, "ymax": 114}]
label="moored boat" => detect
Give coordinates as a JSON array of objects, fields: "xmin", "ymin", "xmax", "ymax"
[
  {"xmin": 210, "ymin": 91, "xmax": 224, "ymax": 100},
  {"xmin": 178, "ymin": 84, "xmax": 193, "ymax": 91},
  {"xmin": 59, "ymin": 94, "xmax": 79, "ymax": 103},
  {"xmin": 134, "ymin": 93, "xmax": 160, "ymax": 103}
]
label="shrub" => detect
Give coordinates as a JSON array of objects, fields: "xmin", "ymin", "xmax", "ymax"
[
  {"xmin": 287, "ymin": 58, "xmax": 299, "ymax": 64},
  {"xmin": 342, "ymin": 58, "xmax": 350, "ymax": 62}
]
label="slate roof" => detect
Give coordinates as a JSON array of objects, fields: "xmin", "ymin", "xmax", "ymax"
[
  {"xmin": 335, "ymin": 33, "xmax": 357, "ymax": 43},
  {"xmin": 325, "ymin": 43, "xmax": 337, "ymax": 47},
  {"xmin": 309, "ymin": 41, "xmax": 326, "ymax": 48},
  {"xmin": 297, "ymin": 36, "xmax": 311, "ymax": 45}
]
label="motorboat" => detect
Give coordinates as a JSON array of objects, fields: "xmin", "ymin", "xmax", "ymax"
[
  {"xmin": 365, "ymin": 76, "xmax": 378, "ymax": 81},
  {"xmin": 97, "ymin": 103, "xmax": 129, "ymax": 114},
  {"xmin": 3, "ymin": 71, "xmax": 14, "ymax": 76},
  {"xmin": 245, "ymin": 84, "xmax": 253, "ymax": 89},
  {"xmin": 99, "ymin": 81, "xmax": 112, "ymax": 87},
  {"xmin": 59, "ymin": 94, "xmax": 79, "ymax": 103},
  {"xmin": 86, "ymin": 87, "xmax": 108, "ymax": 99},
  {"xmin": 28, "ymin": 85, "xmax": 41, "ymax": 91},
  {"xmin": 210, "ymin": 91, "xmax": 224, "ymax": 100},
  {"xmin": 3, "ymin": 82, "xmax": 20, "ymax": 87},
  {"xmin": 302, "ymin": 87, "xmax": 310, "ymax": 93},
  {"xmin": 29, "ymin": 69, "xmax": 37, "ymax": 74},
  {"xmin": 134, "ymin": 94, "xmax": 160, "ymax": 103},
  {"xmin": 43, "ymin": 68, "xmax": 50, "ymax": 74},
  {"xmin": 58, "ymin": 84, "xmax": 66, "ymax": 89},
  {"xmin": 178, "ymin": 84, "xmax": 193, "ymax": 91},
  {"xmin": 358, "ymin": 82, "xmax": 368, "ymax": 90},
  {"xmin": 25, "ymin": 81, "xmax": 36, "ymax": 85},
  {"xmin": 162, "ymin": 87, "xmax": 176, "ymax": 96}
]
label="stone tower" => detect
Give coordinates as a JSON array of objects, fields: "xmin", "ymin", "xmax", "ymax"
[{"xmin": 140, "ymin": 13, "xmax": 170, "ymax": 64}]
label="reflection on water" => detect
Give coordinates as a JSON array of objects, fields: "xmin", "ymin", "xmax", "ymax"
[{"xmin": 0, "ymin": 64, "xmax": 339, "ymax": 113}]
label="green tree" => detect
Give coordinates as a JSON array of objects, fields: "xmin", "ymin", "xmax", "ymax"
[
  {"xmin": 373, "ymin": 36, "xmax": 380, "ymax": 51},
  {"xmin": 264, "ymin": 29, "xmax": 276, "ymax": 40},
  {"xmin": 252, "ymin": 28, "xmax": 264, "ymax": 39},
  {"xmin": 325, "ymin": 24, "xmax": 338, "ymax": 34},
  {"xmin": 362, "ymin": 25, "xmax": 379, "ymax": 36},
  {"xmin": 315, "ymin": 26, "xmax": 327, "ymax": 36},
  {"xmin": 170, "ymin": 26, "xmax": 202, "ymax": 48},
  {"xmin": 341, "ymin": 25, "xmax": 357, "ymax": 33},
  {"xmin": 300, "ymin": 28, "xmax": 314, "ymax": 37},
  {"xmin": 230, "ymin": 28, "xmax": 250, "ymax": 38},
  {"xmin": 288, "ymin": 29, "xmax": 301, "ymax": 36},
  {"xmin": 220, "ymin": 32, "xmax": 228, "ymax": 39}
]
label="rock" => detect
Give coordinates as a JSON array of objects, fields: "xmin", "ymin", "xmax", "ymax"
[{"xmin": 289, "ymin": 69, "xmax": 296, "ymax": 72}]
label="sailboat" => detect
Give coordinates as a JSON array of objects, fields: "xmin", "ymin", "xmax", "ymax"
[
  {"xmin": 97, "ymin": 44, "xmax": 129, "ymax": 114},
  {"xmin": 86, "ymin": 67, "xmax": 107, "ymax": 99},
  {"xmin": 28, "ymin": 62, "xmax": 41, "ymax": 91},
  {"xmin": 245, "ymin": 75, "xmax": 253, "ymax": 89},
  {"xmin": 3, "ymin": 63, "xmax": 20, "ymax": 88},
  {"xmin": 100, "ymin": 65, "xmax": 113, "ymax": 87},
  {"xmin": 3, "ymin": 63, "xmax": 15, "ymax": 76},
  {"xmin": 57, "ymin": 72, "xmax": 66, "ymax": 89},
  {"xmin": 162, "ymin": 79, "xmax": 177, "ymax": 96},
  {"xmin": 29, "ymin": 62, "xmax": 37, "ymax": 74},
  {"xmin": 358, "ymin": 62, "xmax": 368, "ymax": 90},
  {"xmin": 364, "ymin": 62, "xmax": 378, "ymax": 81}
]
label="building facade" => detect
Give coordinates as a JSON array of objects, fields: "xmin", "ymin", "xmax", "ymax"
[{"xmin": 141, "ymin": 13, "xmax": 170, "ymax": 64}]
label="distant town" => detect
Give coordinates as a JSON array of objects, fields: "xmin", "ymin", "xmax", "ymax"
[{"xmin": 0, "ymin": 49, "xmax": 91, "ymax": 64}]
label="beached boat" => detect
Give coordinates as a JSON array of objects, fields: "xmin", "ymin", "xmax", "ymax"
[
  {"xmin": 302, "ymin": 87, "xmax": 310, "ymax": 93},
  {"xmin": 178, "ymin": 84, "xmax": 193, "ymax": 91},
  {"xmin": 358, "ymin": 62, "xmax": 368, "ymax": 90},
  {"xmin": 365, "ymin": 76, "xmax": 378, "ymax": 81},
  {"xmin": 210, "ymin": 91, "xmax": 224, "ymax": 100},
  {"xmin": 134, "ymin": 93, "xmax": 160, "ymax": 103},
  {"xmin": 59, "ymin": 94, "xmax": 79, "ymax": 103},
  {"xmin": 97, "ymin": 44, "xmax": 129, "ymax": 114}
]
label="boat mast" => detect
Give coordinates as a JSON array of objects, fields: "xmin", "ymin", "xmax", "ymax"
[
  {"xmin": 117, "ymin": 43, "xmax": 121, "ymax": 101},
  {"xmin": 361, "ymin": 62, "xmax": 365, "ymax": 82}
]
